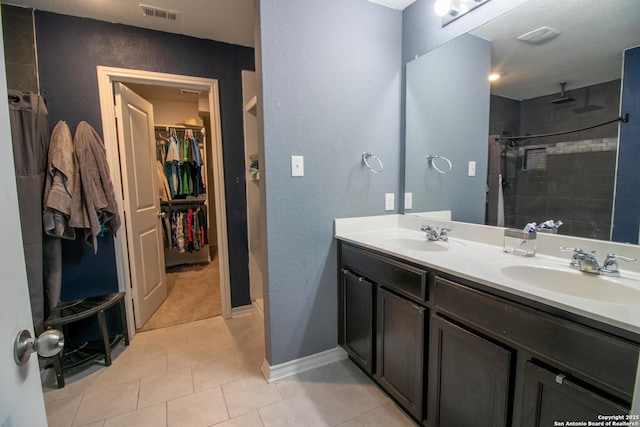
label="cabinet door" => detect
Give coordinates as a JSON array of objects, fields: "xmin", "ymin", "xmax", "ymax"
[
  {"xmin": 341, "ymin": 269, "xmax": 374, "ymax": 373},
  {"xmin": 428, "ymin": 315, "xmax": 512, "ymax": 427},
  {"xmin": 521, "ymin": 361, "xmax": 628, "ymax": 426},
  {"xmin": 376, "ymin": 287, "xmax": 425, "ymax": 420}
]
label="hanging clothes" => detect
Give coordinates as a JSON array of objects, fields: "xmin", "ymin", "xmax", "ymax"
[
  {"xmin": 43, "ymin": 120, "xmax": 77, "ymax": 239},
  {"xmin": 160, "ymin": 127, "xmax": 206, "ymax": 199},
  {"xmin": 9, "ymin": 89, "xmax": 59, "ymax": 333},
  {"xmin": 69, "ymin": 121, "xmax": 121, "ymax": 253},
  {"xmin": 160, "ymin": 202, "xmax": 208, "ymax": 253}
]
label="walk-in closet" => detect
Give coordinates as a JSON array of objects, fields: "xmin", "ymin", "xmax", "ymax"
[{"xmin": 123, "ymin": 82, "xmax": 221, "ymax": 331}]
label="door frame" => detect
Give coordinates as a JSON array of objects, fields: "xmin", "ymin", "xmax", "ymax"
[{"xmin": 97, "ymin": 66, "xmax": 232, "ymax": 338}]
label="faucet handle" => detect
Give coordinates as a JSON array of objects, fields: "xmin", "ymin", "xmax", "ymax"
[
  {"xmin": 420, "ymin": 225, "xmax": 434, "ymax": 232},
  {"xmin": 601, "ymin": 253, "xmax": 636, "ymax": 276},
  {"xmin": 605, "ymin": 253, "xmax": 636, "ymax": 263},
  {"xmin": 439, "ymin": 227, "xmax": 452, "ymax": 241}
]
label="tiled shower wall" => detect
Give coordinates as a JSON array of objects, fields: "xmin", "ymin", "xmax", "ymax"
[{"xmin": 488, "ymin": 80, "xmax": 620, "ymax": 240}]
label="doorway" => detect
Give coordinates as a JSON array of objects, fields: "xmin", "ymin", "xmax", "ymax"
[{"xmin": 97, "ymin": 67, "xmax": 232, "ymax": 338}]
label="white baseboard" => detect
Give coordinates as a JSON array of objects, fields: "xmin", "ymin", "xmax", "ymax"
[
  {"xmin": 261, "ymin": 346, "xmax": 348, "ymax": 383},
  {"xmin": 231, "ymin": 304, "xmax": 254, "ymax": 317}
]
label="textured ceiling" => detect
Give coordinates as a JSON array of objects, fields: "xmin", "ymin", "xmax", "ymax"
[
  {"xmin": 471, "ymin": 0, "xmax": 640, "ymax": 100},
  {"xmin": 5, "ymin": 0, "xmax": 634, "ymax": 101},
  {"xmin": 2, "ymin": 0, "xmax": 416, "ymax": 48},
  {"xmin": 3, "ymin": 0, "xmax": 257, "ymax": 47}
]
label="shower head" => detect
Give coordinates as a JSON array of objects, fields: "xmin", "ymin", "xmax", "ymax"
[{"xmin": 551, "ymin": 82, "xmax": 575, "ymax": 104}]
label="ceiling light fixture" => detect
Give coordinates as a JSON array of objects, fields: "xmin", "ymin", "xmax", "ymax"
[{"xmin": 435, "ymin": 0, "xmax": 490, "ymax": 26}]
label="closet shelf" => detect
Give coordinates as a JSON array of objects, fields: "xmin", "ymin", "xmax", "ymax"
[
  {"xmin": 245, "ymin": 95, "xmax": 257, "ymax": 115},
  {"xmin": 155, "ymin": 123, "xmax": 202, "ymax": 131}
]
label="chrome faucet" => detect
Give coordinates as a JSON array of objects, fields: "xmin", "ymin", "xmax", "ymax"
[
  {"xmin": 560, "ymin": 247, "xmax": 636, "ymax": 276},
  {"xmin": 420, "ymin": 225, "xmax": 452, "ymax": 242}
]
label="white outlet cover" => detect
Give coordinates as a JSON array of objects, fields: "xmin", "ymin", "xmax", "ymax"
[
  {"xmin": 291, "ymin": 155, "xmax": 304, "ymax": 176},
  {"xmin": 385, "ymin": 193, "xmax": 394, "ymax": 211}
]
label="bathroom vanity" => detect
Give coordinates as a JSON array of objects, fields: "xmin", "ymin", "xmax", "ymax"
[{"xmin": 336, "ymin": 215, "xmax": 640, "ymax": 427}]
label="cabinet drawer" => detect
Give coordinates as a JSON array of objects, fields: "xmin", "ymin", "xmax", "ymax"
[
  {"xmin": 341, "ymin": 243, "xmax": 429, "ymax": 302},
  {"xmin": 434, "ymin": 277, "xmax": 640, "ymax": 400}
]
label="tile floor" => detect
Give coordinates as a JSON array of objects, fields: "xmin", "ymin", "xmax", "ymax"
[{"xmin": 42, "ymin": 307, "xmax": 417, "ymax": 427}]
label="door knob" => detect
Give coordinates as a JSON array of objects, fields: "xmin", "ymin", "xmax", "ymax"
[
  {"xmin": 14, "ymin": 329, "xmax": 64, "ymax": 365},
  {"xmin": 158, "ymin": 211, "xmax": 167, "ymax": 218}
]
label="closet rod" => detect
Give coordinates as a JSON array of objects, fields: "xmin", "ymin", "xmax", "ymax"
[
  {"xmin": 495, "ymin": 114, "xmax": 628, "ymax": 142},
  {"xmin": 160, "ymin": 199, "xmax": 205, "ymax": 206}
]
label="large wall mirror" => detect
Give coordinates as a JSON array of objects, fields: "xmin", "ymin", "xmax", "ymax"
[{"xmin": 404, "ymin": 0, "xmax": 640, "ymax": 242}]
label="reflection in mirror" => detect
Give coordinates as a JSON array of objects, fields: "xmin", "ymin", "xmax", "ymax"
[{"xmin": 403, "ymin": 0, "xmax": 640, "ymax": 242}]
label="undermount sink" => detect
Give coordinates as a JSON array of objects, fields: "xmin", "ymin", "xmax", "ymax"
[{"xmin": 491, "ymin": 261, "xmax": 640, "ymax": 304}]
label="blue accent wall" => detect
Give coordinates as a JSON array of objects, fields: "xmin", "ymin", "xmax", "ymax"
[
  {"xmin": 34, "ymin": 11, "xmax": 254, "ymax": 306},
  {"xmin": 613, "ymin": 46, "xmax": 640, "ymax": 244}
]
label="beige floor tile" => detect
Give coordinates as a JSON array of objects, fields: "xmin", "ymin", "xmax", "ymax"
[
  {"xmin": 211, "ymin": 410, "xmax": 263, "ymax": 427},
  {"xmin": 45, "ymin": 394, "xmax": 82, "ymax": 427},
  {"xmin": 167, "ymin": 387, "xmax": 229, "ymax": 427},
  {"xmin": 166, "ymin": 338, "xmax": 233, "ymax": 371},
  {"xmin": 103, "ymin": 403, "xmax": 166, "ymax": 427},
  {"xmin": 259, "ymin": 395, "xmax": 329, "ymax": 427},
  {"xmin": 72, "ymin": 381, "xmax": 139, "ymax": 426},
  {"xmin": 274, "ymin": 370, "xmax": 320, "ymax": 400},
  {"xmin": 222, "ymin": 375, "xmax": 282, "ymax": 418},
  {"xmin": 42, "ymin": 307, "xmax": 416, "ymax": 427},
  {"xmin": 357, "ymin": 402, "xmax": 418, "ymax": 427},
  {"xmin": 114, "ymin": 349, "xmax": 167, "ymax": 384},
  {"xmin": 238, "ymin": 351, "xmax": 265, "ymax": 377},
  {"xmin": 75, "ymin": 421, "xmax": 105, "ymax": 427},
  {"xmin": 138, "ymin": 367, "xmax": 194, "ymax": 408},
  {"xmin": 192, "ymin": 355, "xmax": 245, "ymax": 392},
  {"xmin": 335, "ymin": 419, "xmax": 365, "ymax": 427},
  {"xmin": 307, "ymin": 377, "xmax": 377, "ymax": 426}
]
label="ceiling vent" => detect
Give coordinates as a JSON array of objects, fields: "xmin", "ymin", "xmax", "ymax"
[
  {"xmin": 517, "ymin": 26, "xmax": 560, "ymax": 44},
  {"xmin": 180, "ymin": 89, "xmax": 201, "ymax": 96},
  {"xmin": 140, "ymin": 4, "xmax": 179, "ymax": 21}
]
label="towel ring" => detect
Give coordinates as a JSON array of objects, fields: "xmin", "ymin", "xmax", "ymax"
[
  {"xmin": 427, "ymin": 155, "xmax": 452, "ymax": 174},
  {"xmin": 362, "ymin": 152, "xmax": 384, "ymax": 174}
]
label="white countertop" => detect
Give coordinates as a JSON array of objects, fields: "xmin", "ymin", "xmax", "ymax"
[{"xmin": 335, "ymin": 215, "xmax": 640, "ymax": 337}]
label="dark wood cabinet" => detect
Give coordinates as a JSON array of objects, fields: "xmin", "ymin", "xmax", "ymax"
[
  {"xmin": 376, "ymin": 287, "xmax": 426, "ymax": 420},
  {"xmin": 340, "ymin": 268, "xmax": 374, "ymax": 373},
  {"xmin": 337, "ymin": 241, "xmax": 639, "ymax": 427},
  {"xmin": 428, "ymin": 314, "xmax": 512, "ymax": 427},
  {"xmin": 521, "ymin": 361, "xmax": 628, "ymax": 426}
]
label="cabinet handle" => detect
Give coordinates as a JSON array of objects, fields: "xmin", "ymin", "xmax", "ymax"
[{"xmin": 411, "ymin": 303, "xmax": 426, "ymax": 313}]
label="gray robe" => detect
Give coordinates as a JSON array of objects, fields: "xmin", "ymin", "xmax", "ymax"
[{"xmin": 69, "ymin": 121, "xmax": 120, "ymax": 253}]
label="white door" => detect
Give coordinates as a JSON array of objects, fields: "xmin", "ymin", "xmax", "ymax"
[
  {"xmin": 0, "ymin": 65, "xmax": 47, "ymax": 427},
  {"xmin": 114, "ymin": 82, "xmax": 167, "ymax": 329}
]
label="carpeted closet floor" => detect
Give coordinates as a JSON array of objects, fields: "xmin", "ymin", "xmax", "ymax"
[{"xmin": 138, "ymin": 255, "xmax": 221, "ymax": 331}]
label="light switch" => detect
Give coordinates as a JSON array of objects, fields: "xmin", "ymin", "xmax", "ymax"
[
  {"xmin": 404, "ymin": 192, "xmax": 413, "ymax": 210},
  {"xmin": 468, "ymin": 161, "xmax": 476, "ymax": 177},
  {"xmin": 291, "ymin": 155, "xmax": 304, "ymax": 176},
  {"xmin": 385, "ymin": 193, "xmax": 395, "ymax": 211}
]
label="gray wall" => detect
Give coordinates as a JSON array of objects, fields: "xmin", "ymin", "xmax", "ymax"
[
  {"xmin": 257, "ymin": 0, "xmax": 402, "ymax": 365},
  {"xmin": 404, "ymin": 34, "xmax": 490, "ymax": 223}
]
